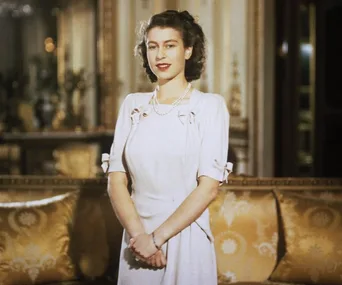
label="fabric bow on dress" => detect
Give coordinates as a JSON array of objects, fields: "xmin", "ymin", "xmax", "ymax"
[
  {"xmin": 101, "ymin": 105, "xmax": 152, "ymax": 175},
  {"xmin": 131, "ymin": 106, "xmax": 152, "ymax": 125},
  {"xmin": 177, "ymin": 110, "xmax": 196, "ymax": 125},
  {"xmin": 214, "ymin": 159, "xmax": 233, "ymax": 185},
  {"xmin": 101, "ymin": 153, "xmax": 110, "ymax": 174}
]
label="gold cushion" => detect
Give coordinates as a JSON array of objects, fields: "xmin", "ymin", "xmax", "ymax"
[
  {"xmin": 0, "ymin": 187, "xmax": 72, "ymax": 203},
  {"xmin": 0, "ymin": 187, "xmax": 110, "ymax": 279},
  {"xmin": 210, "ymin": 189, "xmax": 278, "ymax": 283},
  {"xmin": 220, "ymin": 282, "xmax": 305, "ymax": 285},
  {"xmin": 53, "ymin": 143, "xmax": 98, "ymax": 178},
  {"xmin": 270, "ymin": 191, "xmax": 342, "ymax": 284},
  {"xmin": 0, "ymin": 191, "xmax": 79, "ymax": 284},
  {"xmin": 71, "ymin": 195, "xmax": 109, "ymax": 278}
]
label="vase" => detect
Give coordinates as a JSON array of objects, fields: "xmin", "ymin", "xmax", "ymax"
[{"xmin": 34, "ymin": 91, "xmax": 56, "ymax": 131}]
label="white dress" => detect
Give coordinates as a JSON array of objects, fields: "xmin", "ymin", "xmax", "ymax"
[{"xmin": 106, "ymin": 89, "xmax": 230, "ymax": 285}]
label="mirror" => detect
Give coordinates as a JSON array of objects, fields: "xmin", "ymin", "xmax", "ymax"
[{"xmin": 0, "ymin": 0, "xmax": 98, "ymax": 133}]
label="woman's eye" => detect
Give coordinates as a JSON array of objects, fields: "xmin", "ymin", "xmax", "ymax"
[
  {"xmin": 148, "ymin": 46, "xmax": 156, "ymax": 50},
  {"xmin": 166, "ymin": 44, "xmax": 175, "ymax": 49}
]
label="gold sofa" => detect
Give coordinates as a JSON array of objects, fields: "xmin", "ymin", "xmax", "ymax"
[{"xmin": 0, "ymin": 176, "xmax": 341, "ymax": 285}]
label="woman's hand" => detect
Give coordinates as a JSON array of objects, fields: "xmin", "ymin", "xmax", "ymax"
[
  {"xmin": 147, "ymin": 250, "xmax": 167, "ymax": 268},
  {"xmin": 129, "ymin": 234, "xmax": 167, "ymax": 267},
  {"xmin": 129, "ymin": 233, "xmax": 158, "ymax": 259}
]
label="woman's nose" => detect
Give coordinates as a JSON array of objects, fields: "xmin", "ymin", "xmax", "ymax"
[{"xmin": 156, "ymin": 48, "xmax": 166, "ymax": 59}]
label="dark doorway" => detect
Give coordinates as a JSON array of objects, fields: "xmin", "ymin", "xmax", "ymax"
[{"xmin": 274, "ymin": 0, "xmax": 342, "ymax": 177}]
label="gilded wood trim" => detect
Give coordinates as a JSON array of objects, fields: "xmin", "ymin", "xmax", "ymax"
[
  {"xmin": 1, "ymin": 176, "xmax": 341, "ymax": 190},
  {"xmin": 98, "ymin": 0, "xmax": 118, "ymax": 129},
  {"xmin": 252, "ymin": 0, "xmax": 261, "ymax": 175},
  {"xmin": 309, "ymin": 4, "xmax": 316, "ymax": 165}
]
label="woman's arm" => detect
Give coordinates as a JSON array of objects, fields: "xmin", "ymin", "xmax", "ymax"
[
  {"xmin": 108, "ymin": 171, "xmax": 167, "ymax": 267},
  {"xmin": 107, "ymin": 171, "xmax": 145, "ymax": 238},
  {"xmin": 154, "ymin": 176, "xmax": 218, "ymax": 245},
  {"xmin": 130, "ymin": 176, "xmax": 219, "ymax": 259}
]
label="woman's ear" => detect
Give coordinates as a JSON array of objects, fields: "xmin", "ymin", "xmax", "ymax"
[{"xmin": 185, "ymin": 47, "xmax": 193, "ymax": 60}]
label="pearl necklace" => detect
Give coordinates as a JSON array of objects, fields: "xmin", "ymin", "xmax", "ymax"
[{"xmin": 152, "ymin": 83, "xmax": 192, "ymax": 116}]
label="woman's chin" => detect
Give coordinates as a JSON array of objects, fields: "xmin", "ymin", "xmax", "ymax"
[{"xmin": 155, "ymin": 74, "xmax": 178, "ymax": 83}]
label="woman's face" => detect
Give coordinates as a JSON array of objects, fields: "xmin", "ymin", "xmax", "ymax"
[{"xmin": 146, "ymin": 26, "xmax": 192, "ymax": 84}]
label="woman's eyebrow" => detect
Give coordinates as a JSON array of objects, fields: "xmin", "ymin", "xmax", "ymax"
[{"xmin": 147, "ymin": 39, "xmax": 179, "ymax": 45}]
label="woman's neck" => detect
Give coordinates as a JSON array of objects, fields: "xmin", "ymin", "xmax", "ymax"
[{"xmin": 157, "ymin": 78, "xmax": 190, "ymax": 100}]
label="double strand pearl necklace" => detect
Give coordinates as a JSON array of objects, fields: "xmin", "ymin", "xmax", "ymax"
[{"xmin": 152, "ymin": 83, "xmax": 192, "ymax": 116}]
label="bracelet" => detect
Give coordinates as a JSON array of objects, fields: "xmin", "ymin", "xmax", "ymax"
[{"xmin": 151, "ymin": 232, "xmax": 161, "ymax": 250}]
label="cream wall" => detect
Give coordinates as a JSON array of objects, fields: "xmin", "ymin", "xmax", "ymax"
[
  {"xmin": 57, "ymin": 0, "xmax": 97, "ymax": 127},
  {"xmin": 110, "ymin": 0, "xmax": 275, "ymax": 176}
]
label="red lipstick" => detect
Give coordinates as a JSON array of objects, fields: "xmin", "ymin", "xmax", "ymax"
[{"xmin": 156, "ymin": 64, "xmax": 171, "ymax": 71}]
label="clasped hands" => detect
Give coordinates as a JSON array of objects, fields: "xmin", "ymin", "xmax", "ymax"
[{"xmin": 129, "ymin": 233, "xmax": 167, "ymax": 268}]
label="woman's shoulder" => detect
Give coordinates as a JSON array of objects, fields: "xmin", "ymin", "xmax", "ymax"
[
  {"xmin": 123, "ymin": 92, "xmax": 153, "ymax": 106},
  {"xmin": 125, "ymin": 91, "xmax": 153, "ymax": 100},
  {"xmin": 193, "ymin": 89, "xmax": 226, "ymax": 110}
]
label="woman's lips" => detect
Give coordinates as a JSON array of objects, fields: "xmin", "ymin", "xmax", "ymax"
[{"xmin": 156, "ymin": 64, "xmax": 171, "ymax": 71}]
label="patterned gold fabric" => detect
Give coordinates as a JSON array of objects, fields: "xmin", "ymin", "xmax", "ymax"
[
  {"xmin": 271, "ymin": 191, "xmax": 342, "ymax": 284},
  {"xmin": 219, "ymin": 282, "xmax": 305, "ymax": 285},
  {"xmin": 209, "ymin": 190, "xmax": 278, "ymax": 283},
  {"xmin": 48, "ymin": 280, "xmax": 115, "ymax": 285},
  {"xmin": 0, "ymin": 191, "xmax": 79, "ymax": 285},
  {"xmin": 0, "ymin": 187, "xmax": 110, "ymax": 280},
  {"xmin": 53, "ymin": 143, "xmax": 98, "ymax": 178},
  {"xmin": 71, "ymin": 196, "xmax": 109, "ymax": 278},
  {"xmin": 0, "ymin": 188, "xmax": 73, "ymax": 203}
]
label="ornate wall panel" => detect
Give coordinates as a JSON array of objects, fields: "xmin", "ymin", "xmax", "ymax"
[
  {"xmin": 98, "ymin": 0, "xmax": 118, "ymax": 129},
  {"xmin": 248, "ymin": 0, "xmax": 275, "ymax": 176},
  {"xmin": 250, "ymin": 0, "xmax": 261, "ymax": 176}
]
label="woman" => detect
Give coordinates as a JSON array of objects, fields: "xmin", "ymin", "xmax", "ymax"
[{"xmin": 102, "ymin": 9, "xmax": 232, "ymax": 285}]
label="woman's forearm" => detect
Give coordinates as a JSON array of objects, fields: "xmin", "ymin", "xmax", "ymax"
[
  {"xmin": 107, "ymin": 172, "xmax": 145, "ymax": 238},
  {"xmin": 153, "ymin": 177, "xmax": 219, "ymax": 246}
]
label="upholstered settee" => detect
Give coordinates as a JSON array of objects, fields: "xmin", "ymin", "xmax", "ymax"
[{"xmin": 0, "ymin": 176, "xmax": 342, "ymax": 285}]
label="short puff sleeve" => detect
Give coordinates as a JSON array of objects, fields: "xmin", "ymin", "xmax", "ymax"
[
  {"xmin": 197, "ymin": 95, "xmax": 232, "ymax": 184},
  {"xmin": 103, "ymin": 95, "xmax": 133, "ymax": 174}
]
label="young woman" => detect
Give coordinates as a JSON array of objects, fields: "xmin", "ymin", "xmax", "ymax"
[{"xmin": 102, "ymin": 9, "xmax": 232, "ymax": 285}]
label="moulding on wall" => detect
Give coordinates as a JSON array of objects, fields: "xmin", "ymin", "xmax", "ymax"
[
  {"xmin": 98, "ymin": 0, "xmax": 121, "ymax": 129},
  {"xmin": 1, "ymin": 176, "xmax": 341, "ymax": 189}
]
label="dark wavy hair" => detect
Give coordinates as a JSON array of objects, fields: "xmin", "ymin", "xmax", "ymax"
[{"xmin": 135, "ymin": 10, "xmax": 206, "ymax": 83}]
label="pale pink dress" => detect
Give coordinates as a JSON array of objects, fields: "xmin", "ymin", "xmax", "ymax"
[{"xmin": 106, "ymin": 89, "xmax": 230, "ymax": 285}]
